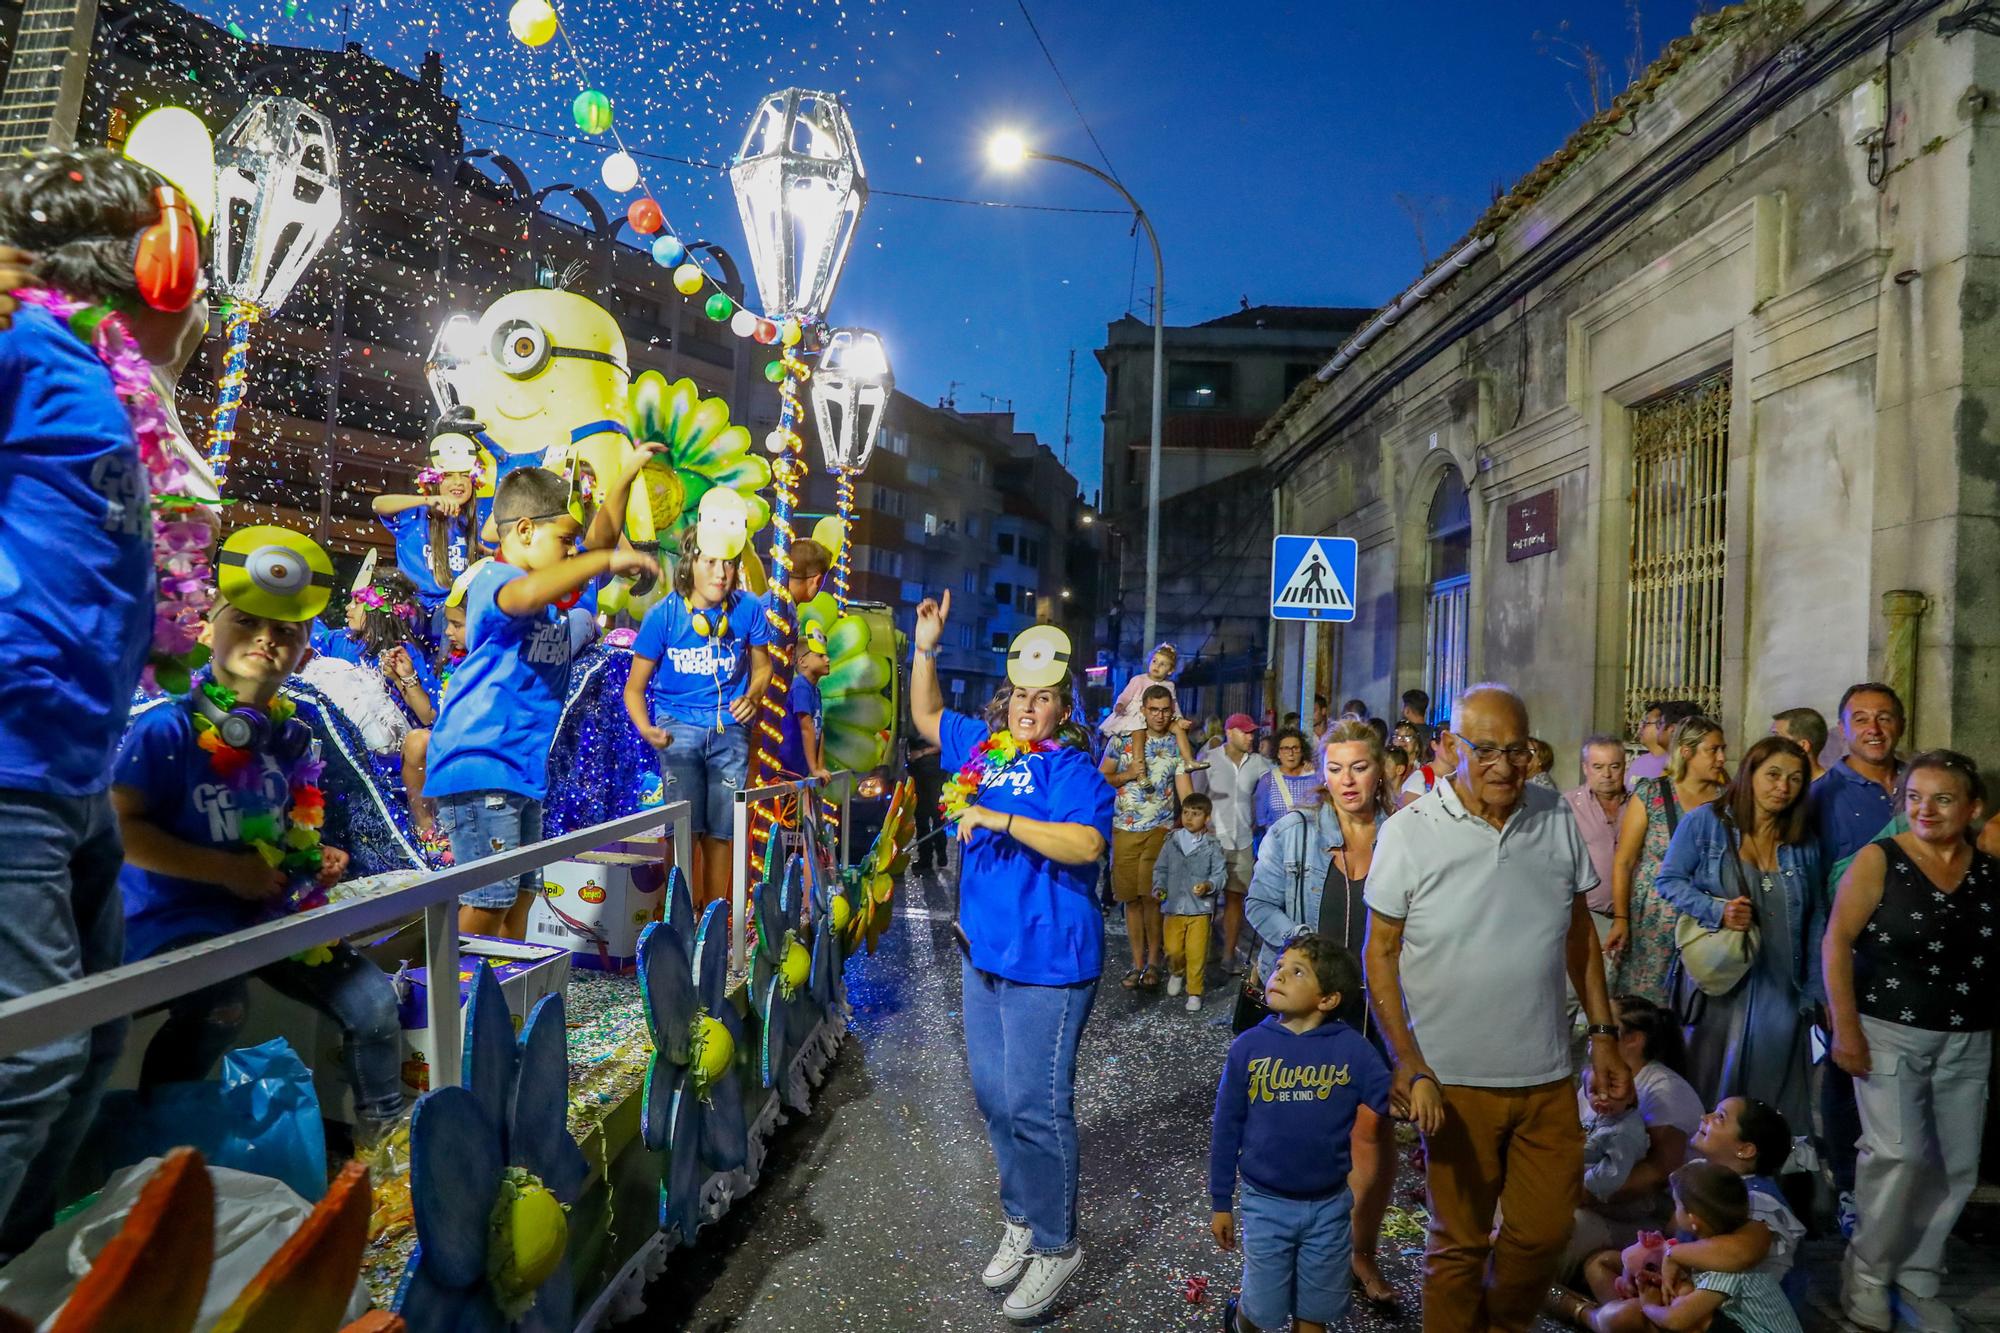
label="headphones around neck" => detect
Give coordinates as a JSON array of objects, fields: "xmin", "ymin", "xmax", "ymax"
[
  {"xmin": 193, "ymin": 687, "xmax": 313, "ymax": 763},
  {"xmin": 132, "ymin": 184, "xmax": 200, "ymax": 313},
  {"xmin": 689, "ymin": 595, "xmax": 731, "ymax": 641}
]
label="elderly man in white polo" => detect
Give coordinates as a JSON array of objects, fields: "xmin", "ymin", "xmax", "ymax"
[{"xmin": 1365, "ymin": 683, "xmax": 1627, "ymax": 1333}]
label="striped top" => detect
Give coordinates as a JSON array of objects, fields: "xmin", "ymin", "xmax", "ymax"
[{"xmin": 1694, "ymin": 1269, "xmax": 1802, "ymax": 1333}]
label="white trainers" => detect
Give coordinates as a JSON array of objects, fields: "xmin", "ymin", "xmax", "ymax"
[
  {"xmin": 981, "ymin": 1221, "xmax": 1033, "ymax": 1290},
  {"xmin": 1167, "ymin": 974, "xmax": 1184, "ymax": 997},
  {"xmin": 1185, "ymin": 994, "xmax": 1201, "ymax": 1011},
  {"xmin": 1842, "ymin": 1253, "xmax": 1893, "ymax": 1332},
  {"xmin": 1003, "ymin": 1246, "xmax": 1083, "ymax": 1321},
  {"xmin": 1897, "ymin": 1292, "xmax": 1962, "ymax": 1333}
]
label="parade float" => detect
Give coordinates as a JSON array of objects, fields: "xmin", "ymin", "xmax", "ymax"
[{"xmin": 14, "ymin": 11, "xmax": 918, "ymax": 1323}]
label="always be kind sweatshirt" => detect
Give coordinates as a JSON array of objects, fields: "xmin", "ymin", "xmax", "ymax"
[{"xmin": 1209, "ymin": 1015, "xmax": 1392, "ymax": 1210}]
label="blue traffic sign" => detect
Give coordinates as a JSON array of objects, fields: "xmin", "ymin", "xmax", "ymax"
[{"xmin": 1270, "ymin": 534, "xmax": 1358, "ymax": 622}]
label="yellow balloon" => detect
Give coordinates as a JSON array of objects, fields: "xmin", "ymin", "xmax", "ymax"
[
  {"xmin": 782, "ymin": 939, "xmax": 811, "ymax": 991},
  {"xmin": 508, "ymin": 0, "xmax": 558, "ymax": 45},
  {"xmin": 124, "ymin": 107, "xmax": 215, "ymax": 230},
  {"xmin": 693, "ymin": 1012, "xmax": 735, "ymax": 1083},
  {"xmin": 673, "ymin": 263, "xmax": 706, "ymax": 296},
  {"xmin": 810, "ymin": 516, "xmax": 846, "ymax": 566},
  {"xmin": 493, "ymin": 1178, "xmax": 567, "ymax": 1298},
  {"xmin": 829, "ymin": 894, "xmax": 852, "ymax": 932}
]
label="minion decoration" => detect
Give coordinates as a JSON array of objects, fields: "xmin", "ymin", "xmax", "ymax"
[
  {"xmin": 694, "ymin": 486, "xmax": 750, "ymax": 561},
  {"xmin": 1006, "ymin": 625, "xmax": 1073, "ymax": 690},
  {"xmin": 216, "ymin": 526, "xmax": 337, "ymax": 623}
]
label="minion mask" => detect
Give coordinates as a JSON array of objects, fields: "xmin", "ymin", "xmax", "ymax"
[
  {"xmin": 216, "ymin": 526, "xmax": 335, "ymax": 623},
  {"xmin": 445, "ymin": 558, "xmax": 493, "ymax": 610},
  {"xmin": 800, "ymin": 629, "xmax": 829, "ymax": 659},
  {"xmin": 694, "ymin": 487, "xmax": 750, "ymax": 561},
  {"xmin": 1006, "ymin": 625, "xmax": 1073, "ymax": 690}
]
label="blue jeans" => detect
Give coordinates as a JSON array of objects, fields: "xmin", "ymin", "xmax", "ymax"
[
  {"xmin": 1238, "ymin": 1182, "xmax": 1353, "ymax": 1329},
  {"xmin": 655, "ymin": 714, "xmax": 747, "ymax": 838},
  {"xmin": 140, "ymin": 938, "xmax": 406, "ymax": 1133},
  {"xmin": 0, "ymin": 789, "xmax": 128, "ymax": 1256},
  {"xmin": 960, "ymin": 960, "xmax": 1097, "ymax": 1254},
  {"xmin": 438, "ymin": 790, "xmax": 544, "ymax": 909}
]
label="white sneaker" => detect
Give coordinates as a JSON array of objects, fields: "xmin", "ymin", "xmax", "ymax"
[
  {"xmin": 1897, "ymin": 1291, "xmax": 1961, "ymax": 1333},
  {"xmin": 1185, "ymin": 994, "xmax": 1202, "ymax": 1011},
  {"xmin": 1003, "ymin": 1246, "xmax": 1083, "ymax": 1321},
  {"xmin": 981, "ymin": 1221, "xmax": 1033, "ymax": 1290},
  {"xmin": 1167, "ymin": 974, "xmax": 1184, "ymax": 996},
  {"xmin": 1842, "ymin": 1253, "xmax": 1892, "ymax": 1332}
]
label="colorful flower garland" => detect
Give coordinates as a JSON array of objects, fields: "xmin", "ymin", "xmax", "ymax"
[
  {"xmin": 190, "ymin": 680, "xmax": 329, "ymax": 914},
  {"xmin": 14, "ymin": 288, "xmax": 216, "ymax": 694},
  {"xmin": 939, "ymin": 731, "xmax": 1058, "ymax": 823}
]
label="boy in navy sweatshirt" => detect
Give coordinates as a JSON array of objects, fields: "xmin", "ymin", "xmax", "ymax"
[{"xmin": 1210, "ymin": 933, "xmax": 1391, "ymax": 1333}]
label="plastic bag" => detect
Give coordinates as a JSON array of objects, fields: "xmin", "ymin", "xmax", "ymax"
[
  {"xmin": 0, "ymin": 1157, "xmax": 370, "ymax": 1329},
  {"xmin": 97, "ymin": 1038, "xmax": 329, "ymax": 1203}
]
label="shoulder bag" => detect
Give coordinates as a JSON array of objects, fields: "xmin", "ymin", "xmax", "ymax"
[{"xmin": 1671, "ymin": 811, "xmax": 1762, "ymax": 998}]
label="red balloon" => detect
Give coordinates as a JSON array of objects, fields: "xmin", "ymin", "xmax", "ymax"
[
  {"xmin": 627, "ymin": 198, "xmax": 663, "ymax": 234},
  {"xmin": 753, "ymin": 319, "xmax": 778, "ymax": 345}
]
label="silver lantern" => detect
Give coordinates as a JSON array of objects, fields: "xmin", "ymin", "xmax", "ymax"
[
  {"xmin": 809, "ymin": 329, "xmax": 892, "ymax": 474},
  {"xmin": 212, "ymin": 96, "xmax": 342, "ymax": 312},
  {"xmin": 424, "ymin": 313, "xmax": 479, "ymax": 417},
  {"xmin": 728, "ymin": 89, "xmax": 867, "ymax": 323}
]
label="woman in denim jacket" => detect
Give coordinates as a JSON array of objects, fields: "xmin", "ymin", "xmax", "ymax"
[{"xmin": 1654, "ymin": 735, "xmax": 1823, "ymax": 1130}]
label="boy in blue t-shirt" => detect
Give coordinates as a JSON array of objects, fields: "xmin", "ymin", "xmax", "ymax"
[
  {"xmin": 114, "ymin": 526, "xmax": 409, "ymax": 1141},
  {"xmin": 0, "ymin": 148, "xmax": 212, "ymax": 1251},
  {"xmin": 775, "ymin": 626, "xmax": 832, "ymax": 781},
  {"xmin": 1211, "ymin": 934, "xmax": 1391, "ymax": 1333},
  {"xmin": 623, "ymin": 498, "xmax": 772, "ymax": 910},
  {"xmin": 429, "ymin": 466, "xmax": 657, "ymax": 938}
]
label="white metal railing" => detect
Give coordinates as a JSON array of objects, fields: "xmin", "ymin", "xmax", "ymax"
[
  {"xmin": 0, "ymin": 803, "xmax": 692, "ymax": 1093},
  {"xmin": 729, "ymin": 772, "xmax": 852, "ymax": 970}
]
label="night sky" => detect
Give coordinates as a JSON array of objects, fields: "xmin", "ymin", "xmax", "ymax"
[{"xmin": 182, "ymin": 0, "xmax": 1709, "ymax": 498}]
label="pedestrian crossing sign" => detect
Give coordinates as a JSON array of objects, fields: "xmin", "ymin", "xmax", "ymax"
[{"xmin": 1270, "ymin": 534, "xmax": 1357, "ymax": 622}]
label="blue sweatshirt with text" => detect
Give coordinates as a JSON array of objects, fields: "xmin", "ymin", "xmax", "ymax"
[{"xmin": 1209, "ymin": 1015, "xmax": 1391, "ymax": 1210}]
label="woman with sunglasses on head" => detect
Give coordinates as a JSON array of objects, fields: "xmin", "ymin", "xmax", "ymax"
[
  {"xmin": 910, "ymin": 596, "xmax": 1113, "ymax": 1324},
  {"xmin": 1823, "ymin": 750, "xmax": 1998, "ymax": 1332},
  {"xmin": 1606, "ymin": 716, "xmax": 1729, "ymax": 1005}
]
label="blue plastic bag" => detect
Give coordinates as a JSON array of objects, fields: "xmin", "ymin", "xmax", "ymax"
[{"xmin": 97, "ymin": 1037, "xmax": 328, "ymax": 1202}]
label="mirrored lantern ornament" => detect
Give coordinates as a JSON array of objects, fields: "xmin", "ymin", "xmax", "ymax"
[
  {"xmin": 728, "ymin": 89, "xmax": 867, "ymax": 323},
  {"xmin": 808, "ymin": 329, "xmax": 892, "ymax": 474},
  {"xmin": 424, "ymin": 313, "xmax": 480, "ymax": 417},
  {"xmin": 211, "ymin": 96, "xmax": 342, "ymax": 311}
]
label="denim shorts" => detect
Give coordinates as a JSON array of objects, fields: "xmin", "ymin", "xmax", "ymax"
[
  {"xmin": 437, "ymin": 790, "xmax": 544, "ymax": 909},
  {"xmin": 1237, "ymin": 1182, "xmax": 1353, "ymax": 1329},
  {"xmin": 655, "ymin": 713, "xmax": 748, "ymax": 838}
]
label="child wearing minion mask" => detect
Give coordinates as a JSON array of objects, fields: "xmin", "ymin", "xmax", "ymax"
[
  {"xmin": 112, "ymin": 527, "xmax": 408, "ymax": 1144},
  {"xmin": 370, "ymin": 426, "xmax": 491, "ymax": 619},
  {"xmin": 623, "ymin": 488, "xmax": 773, "ymax": 911}
]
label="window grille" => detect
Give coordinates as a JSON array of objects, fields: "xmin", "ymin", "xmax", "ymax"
[
  {"xmin": 1624, "ymin": 371, "xmax": 1731, "ymax": 730},
  {"xmin": 1423, "ymin": 469, "xmax": 1472, "ymax": 726}
]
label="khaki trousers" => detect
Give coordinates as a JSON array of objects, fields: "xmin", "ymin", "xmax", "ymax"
[
  {"xmin": 1162, "ymin": 912, "xmax": 1210, "ymax": 996},
  {"xmin": 1421, "ymin": 1078, "xmax": 1582, "ymax": 1333}
]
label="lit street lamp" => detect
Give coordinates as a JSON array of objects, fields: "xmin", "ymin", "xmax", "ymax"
[{"xmin": 988, "ymin": 130, "xmax": 1165, "ymax": 660}]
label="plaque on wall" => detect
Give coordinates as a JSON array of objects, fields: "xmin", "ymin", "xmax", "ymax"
[{"xmin": 1506, "ymin": 489, "xmax": 1558, "ymax": 562}]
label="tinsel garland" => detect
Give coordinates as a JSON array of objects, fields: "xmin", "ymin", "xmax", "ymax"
[
  {"xmin": 831, "ymin": 470, "xmax": 855, "ymax": 608},
  {"xmin": 749, "ymin": 350, "xmax": 812, "ymax": 876},
  {"xmin": 13, "ymin": 287, "xmax": 216, "ymax": 695},
  {"xmin": 205, "ymin": 301, "xmax": 258, "ymax": 485},
  {"xmin": 939, "ymin": 732, "xmax": 1058, "ymax": 824}
]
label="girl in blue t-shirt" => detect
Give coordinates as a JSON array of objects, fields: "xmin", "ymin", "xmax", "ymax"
[
  {"xmin": 908, "ymin": 597, "xmax": 1115, "ymax": 1322},
  {"xmin": 624, "ymin": 522, "xmax": 772, "ymax": 912},
  {"xmin": 369, "ymin": 430, "xmax": 488, "ymax": 619}
]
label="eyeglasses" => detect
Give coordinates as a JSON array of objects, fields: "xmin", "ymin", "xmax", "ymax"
[{"xmin": 1450, "ymin": 732, "xmax": 1534, "ymax": 767}]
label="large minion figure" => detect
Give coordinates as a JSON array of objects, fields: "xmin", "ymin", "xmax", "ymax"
[{"xmin": 452, "ymin": 288, "xmax": 662, "ymax": 548}]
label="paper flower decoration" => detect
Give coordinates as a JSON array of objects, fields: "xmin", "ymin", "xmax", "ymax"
[
  {"xmin": 638, "ymin": 901, "xmax": 748, "ymax": 1245},
  {"xmin": 752, "ymin": 858, "xmax": 821, "ymax": 1110},
  {"xmin": 393, "ymin": 965, "xmax": 588, "ymax": 1332},
  {"xmin": 814, "ymin": 613, "xmax": 894, "ymax": 775},
  {"xmin": 622, "ymin": 372, "xmax": 772, "ymax": 549},
  {"xmin": 844, "ymin": 778, "xmax": 914, "ymax": 953},
  {"xmin": 800, "ymin": 851, "xmax": 846, "ymax": 1013}
]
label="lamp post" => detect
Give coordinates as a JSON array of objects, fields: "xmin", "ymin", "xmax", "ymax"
[
  {"xmin": 989, "ymin": 131, "xmax": 1164, "ymax": 662},
  {"xmin": 808, "ymin": 328, "xmax": 893, "ymax": 608}
]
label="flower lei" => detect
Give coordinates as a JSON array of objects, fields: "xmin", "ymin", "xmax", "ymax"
[
  {"xmin": 352, "ymin": 584, "xmax": 420, "ymax": 621},
  {"xmin": 14, "ymin": 289, "xmax": 216, "ymax": 694},
  {"xmin": 190, "ymin": 679, "xmax": 329, "ymax": 914},
  {"xmin": 939, "ymin": 731, "xmax": 1058, "ymax": 823}
]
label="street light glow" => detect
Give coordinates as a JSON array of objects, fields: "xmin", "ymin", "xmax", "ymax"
[{"xmin": 987, "ymin": 131, "xmax": 1029, "ymax": 168}]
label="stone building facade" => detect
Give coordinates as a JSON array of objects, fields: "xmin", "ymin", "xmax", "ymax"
[{"xmin": 1260, "ymin": 0, "xmax": 2000, "ymax": 779}]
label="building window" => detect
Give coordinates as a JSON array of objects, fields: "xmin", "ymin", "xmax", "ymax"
[
  {"xmin": 995, "ymin": 582, "xmax": 1011, "ymax": 603},
  {"xmin": 870, "ymin": 485, "xmax": 906, "ymax": 518},
  {"xmin": 1017, "ymin": 587, "xmax": 1035, "ymax": 613},
  {"xmin": 1625, "ymin": 371, "xmax": 1731, "ymax": 729},
  {"xmin": 990, "ymin": 632, "xmax": 1007, "ymax": 650},
  {"xmin": 963, "ymin": 570, "xmax": 978, "ymax": 593},
  {"xmin": 1422, "ymin": 468, "xmax": 1471, "ymax": 727},
  {"xmin": 1283, "ymin": 362, "xmax": 1318, "ymax": 399},
  {"xmin": 998, "ymin": 533, "xmax": 1015, "ymax": 556},
  {"xmin": 1168, "ymin": 360, "xmax": 1234, "ymax": 410}
]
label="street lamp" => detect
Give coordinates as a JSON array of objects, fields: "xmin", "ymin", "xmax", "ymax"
[
  {"xmin": 809, "ymin": 328, "xmax": 893, "ymax": 473},
  {"xmin": 987, "ymin": 130, "xmax": 1165, "ymax": 659},
  {"xmin": 729, "ymin": 89, "xmax": 868, "ymax": 322}
]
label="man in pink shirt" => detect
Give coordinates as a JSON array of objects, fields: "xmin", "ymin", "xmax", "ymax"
[{"xmin": 1563, "ymin": 734, "xmax": 1629, "ymax": 943}]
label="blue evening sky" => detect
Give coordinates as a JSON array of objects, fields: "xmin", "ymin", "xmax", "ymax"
[{"xmin": 189, "ymin": 0, "xmax": 1707, "ymax": 498}]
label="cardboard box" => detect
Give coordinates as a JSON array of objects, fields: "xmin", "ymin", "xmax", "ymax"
[
  {"xmin": 528, "ymin": 850, "xmax": 667, "ymax": 972},
  {"xmin": 393, "ymin": 934, "xmax": 573, "ymax": 1099}
]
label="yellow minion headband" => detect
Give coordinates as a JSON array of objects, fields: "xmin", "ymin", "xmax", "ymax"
[
  {"xmin": 216, "ymin": 527, "xmax": 335, "ymax": 622},
  {"xmin": 1007, "ymin": 625, "xmax": 1072, "ymax": 689},
  {"xmin": 800, "ymin": 629, "xmax": 829, "ymax": 656}
]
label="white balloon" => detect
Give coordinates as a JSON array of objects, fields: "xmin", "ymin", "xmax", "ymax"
[
  {"xmin": 600, "ymin": 151, "xmax": 639, "ymax": 193},
  {"xmin": 730, "ymin": 309, "xmax": 759, "ymax": 339}
]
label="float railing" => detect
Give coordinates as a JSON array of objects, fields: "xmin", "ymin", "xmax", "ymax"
[
  {"xmin": 0, "ymin": 802, "xmax": 692, "ymax": 1091},
  {"xmin": 729, "ymin": 771, "xmax": 852, "ymax": 971}
]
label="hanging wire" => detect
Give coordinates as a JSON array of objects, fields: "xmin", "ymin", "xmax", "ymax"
[{"xmin": 1014, "ymin": 0, "xmax": 1123, "ymax": 183}]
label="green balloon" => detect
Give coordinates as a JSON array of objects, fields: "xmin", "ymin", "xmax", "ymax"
[
  {"xmin": 704, "ymin": 292, "xmax": 734, "ymax": 322},
  {"xmin": 764, "ymin": 359, "xmax": 785, "ymax": 383},
  {"xmin": 572, "ymin": 90, "xmax": 613, "ymax": 136}
]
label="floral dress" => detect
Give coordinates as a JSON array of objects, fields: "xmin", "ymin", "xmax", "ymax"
[{"xmin": 1609, "ymin": 776, "xmax": 1682, "ymax": 1005}]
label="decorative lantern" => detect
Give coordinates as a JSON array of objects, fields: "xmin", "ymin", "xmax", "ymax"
[
  {"xmin": 423, "ymin": 314, "xmax": 480, "ymax": 417},
  {"xmin": 727, "ymin": 89, "xmax": 867, "ymax": 322},
  {"xmin": 211, "ymin": 96, "xmax": 342, "ymax": 312},
  {"xmin": 808, "ymin": 329, "xmax": 892, "ymax": 474}
]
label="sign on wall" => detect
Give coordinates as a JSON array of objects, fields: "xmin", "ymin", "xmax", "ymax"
[
  {"xmin": 1270, "ymin": 535, "xmax": 1358, "ymax": 622},
  {"xmin": 1506, "ymin": 489, "xmax": 1559, "ymax": 562}
]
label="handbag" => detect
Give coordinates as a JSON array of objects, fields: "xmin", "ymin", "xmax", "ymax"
[{"xmin": 1671, "ymin": 816, "xmax": 1762, "ymax": 998}]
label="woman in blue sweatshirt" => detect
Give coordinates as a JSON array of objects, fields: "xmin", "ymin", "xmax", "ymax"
[{"xmin": 1211, "ymin": 933, "xmax": 1392, "ymax": 1333}]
